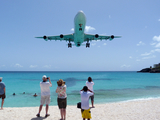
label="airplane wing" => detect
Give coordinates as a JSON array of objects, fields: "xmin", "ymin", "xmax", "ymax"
[
  {"xmin": 84, "ymin": 34, "xmax": 121, "ymax": 41},
  {"xmin": 35, "ymin": 34, "xmax": 74, "ymax": 42}
]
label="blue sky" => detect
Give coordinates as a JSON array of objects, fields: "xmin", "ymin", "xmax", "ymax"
[{"xmin": 0, "ymin": 0, "xmax": 160, "ymax": 71}]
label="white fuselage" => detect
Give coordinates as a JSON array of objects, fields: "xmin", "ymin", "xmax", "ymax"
[{"xmin": 74, "ymin": 11, "xmax": 86, "ymax": 47}]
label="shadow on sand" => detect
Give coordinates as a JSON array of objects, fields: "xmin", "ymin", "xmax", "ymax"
[
  {"xmin": 31, "ymin": 117, "xmax": 62, "ymax": 120},
  {"xmin": 31, "ymin": 117, "xmax": 46, "ymax": 120}
]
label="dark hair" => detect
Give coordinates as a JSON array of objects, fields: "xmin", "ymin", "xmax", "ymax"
[
  {"xmin": 88, "ymin": 77, "xmax": 92, "ymax": 82},
  {"xmin": 83, "ymin": 86, "xmax": 88, "ymax": 92},
  {"xmin": 58, "ymin": 83, "xmax": 62, "ymax": 86}
]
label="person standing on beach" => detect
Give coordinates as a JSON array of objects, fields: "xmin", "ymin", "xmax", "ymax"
[
  {"xmin": 86, "ymin": 77, "xmax": 95, "ymax": 108},
  {"xmin": 56, "ymin": 79, "xmax": 67, "ymax": 120},
  {"xmin": 36, "ymin": 75, "xmax": 52, "ymax": 118},
  {"xmin": 0, "ymin": 77, "xmax": 6, "ymax": 110},
  {"xmin": 80, "ymin": 86, "xmax": 94, "ymax": 120}
]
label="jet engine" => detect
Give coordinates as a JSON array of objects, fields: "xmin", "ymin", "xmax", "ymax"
[
  {"xmin": 95, "ymin": 34, "xmax": 99, "ymax": 38},
  {"xmin": 110, "ymin": 35, "xmax": 114, "ymax": 40},
  {"xmin": 43, "ymin": 36, "xmax": 48, "ymax": 41},
  {"xmin": 60, "ymin": 34, "xmax": 64, "ymax": 38}
]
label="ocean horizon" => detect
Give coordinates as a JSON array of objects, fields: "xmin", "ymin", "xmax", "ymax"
[{"xmin": 0, "ymin": 71, "xmax": 160, "ymax": 107}]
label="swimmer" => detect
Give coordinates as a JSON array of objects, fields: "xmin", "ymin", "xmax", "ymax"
[{"xmin": 33, "ymin": 93, "xmax": 38, "ymax": 97}]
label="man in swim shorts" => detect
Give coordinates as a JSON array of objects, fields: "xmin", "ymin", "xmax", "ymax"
[
  {"xmin": 80, "ymin": 86, "xmax": 94, "ymax": 120},
  {"xmin": 36, "ymin": 75, "xmax": 52, "ymax": 118},
  {"xmin": 0, "ymin": 77, "xmax": 6, "ymax": 110}
]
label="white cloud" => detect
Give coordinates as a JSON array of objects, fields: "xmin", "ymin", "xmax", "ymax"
[
  {"xmin": 43, "ymin": 65, "xmax": 51, "ymax": 68},
  {"xmin": 140, "ymin": 49, "xmax": 159, "ymax": 60},
  {"xmin": 137, "ymin": 41, "xmax": 145, "ymax": 46},
  {"xmin": 121, "ymin": 64, "xmax": 131, "ymax": 68},
  {"xmin": 95, "ymin": 40, "xmax": 100, "ymax": 42},
  {"xmin": 152, "ymin": 35, "xmax": 160, "ymax": 48},
  {"xmin": 103, "ymin": 43, "xmax": 107, "ymax": 45},
  {"xmin": 155, "ymin": 43, "xmax": 160, "ymax": 48},
  {"xmin": 71, "ymin": 28, "xmax": 74, "ymax": 32},
  {"xmin": 14, "ymin": 63, "xmax": 23, "ymax": 68},
  {"xmin": 85, "ymin": 26, "xmax": 96, "ymax": 33},
  {"xmin": 141, "ymin": 52, "xmax": 151, "ymax": 56},
  {"xmin": 150, "ymin": 42, "xmax": 156, "ymax": 46},
  {"xmin": 155, "ymin": 49, "xmax": 160, "ymax": 52},
  {"xmin": 153, "ymin": 35, "xmax": 160, "ymax": 42},
  {"xmin": 142, "ymin": 55, "xmax": 156, "ymax": 59},
  {"xmin": 136, "ymin": 59, "xmax": 141, "ymax": 61},
  {"xmin": 158, "ymin": 19, "xmax": 160, "ymax": 21},
  {"xmin": 0, "ymin": 65, "xmax": 5, "ymax": 68},
  {"xmin": 129, "ymin": 56, "xmax": 132, "ymax": 59},
  {"xmin": 141, "ymin": 50, "xmax": 155, "ymax": 56},
  {"xmin": 91, "ymin": 43, "xmax": 96, "ymax": 46},
  {"xmin": 109, "ymin": 15, "xmax": 111, "ymax": 19},
  {"xmin": 70, "ymin": 25, "xmax": 96, "ymax": 33},
  {"xmin": 30, "ymin": 65, "xmax": 37, "ymax": 68}
]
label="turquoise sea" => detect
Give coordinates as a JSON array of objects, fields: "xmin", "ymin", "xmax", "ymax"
[{"xmin": 0, "ymin": 71, "xmax": 160, "ymax": 107}]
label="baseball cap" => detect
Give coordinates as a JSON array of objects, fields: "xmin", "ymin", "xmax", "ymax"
[{"xmin": 42, "ymin": 75, "xmax": 47, "ymax": 79}]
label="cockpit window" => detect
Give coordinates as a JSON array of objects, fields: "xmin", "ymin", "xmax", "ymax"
[{"xmin": 79, "ymin": 24, "xmax": 82, "ymax": 27}]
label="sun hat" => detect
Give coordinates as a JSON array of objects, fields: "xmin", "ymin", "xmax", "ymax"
[
  {"xmin": 57, "ymin": 79, "xmax": 65, "ymax": 86},
  {"xmin": 42, "ymin": 75, "xmax": 47, "ymax": 79}
]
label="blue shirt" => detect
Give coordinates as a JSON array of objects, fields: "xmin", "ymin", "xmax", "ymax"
[{"xmin": 0, "ymin": 82, "xmax": 5, "ymax": 95}]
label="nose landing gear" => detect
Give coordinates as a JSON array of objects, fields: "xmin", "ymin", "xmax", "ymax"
[{"xmin": 86, "ymin": 42, "xmax": 90, "ymax": 48}]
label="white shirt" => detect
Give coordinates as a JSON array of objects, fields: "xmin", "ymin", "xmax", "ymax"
[
  {"xmin": 40, "ymin": 81, "xmax": 52, "ymax": 96},
  {"xmin": 80, "ymin": 91, "xmax": 93, "ymax": 110},
  {"xmin": 86, "ymin": 81, "xmax": 94, "ymax": 92},
  {"xmin": 57, "ymin": 85, "xmax": 67, "ymax": 99}
]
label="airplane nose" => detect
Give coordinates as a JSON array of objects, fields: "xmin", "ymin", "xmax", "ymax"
[
  {"xmin": 78, "ymin": 10, "xmax": 83, "ymax": 13},
  {"xmin": 77, "ymin": 11, "xmax": 84, "ymax": 16}
]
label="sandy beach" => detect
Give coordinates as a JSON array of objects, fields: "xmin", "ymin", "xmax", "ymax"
[{"xmin": 1, "ymin": 98, "xmax": 160, "ymax": 120}]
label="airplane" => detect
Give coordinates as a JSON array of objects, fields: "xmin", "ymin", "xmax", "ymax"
[{"xmin": 35, "ymin": 11, "xmax": 121, "ymax": 48}]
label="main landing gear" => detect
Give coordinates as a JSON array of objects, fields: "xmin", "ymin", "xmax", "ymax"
[{"xmin": 68, "ymin": 41, "xmax": 72, "ymax": 48}]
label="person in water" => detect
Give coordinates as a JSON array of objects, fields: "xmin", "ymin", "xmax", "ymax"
[{"xmin": 33, "ymin": 93, "xmax": 38, "ymax": 97}]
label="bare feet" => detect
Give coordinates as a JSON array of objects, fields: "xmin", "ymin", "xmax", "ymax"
[{"xmin": 0, "ymin": 108, "xmax": 3, "ymax": 110}]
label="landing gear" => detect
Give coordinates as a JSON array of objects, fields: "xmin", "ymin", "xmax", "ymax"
[
  {"xmin": 68, "ymin": 42, "xmax": 72, "ymax": 48},
  {"xmin": 86, "ymin": 42, "xmax": 90, "ymax": 48}
]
